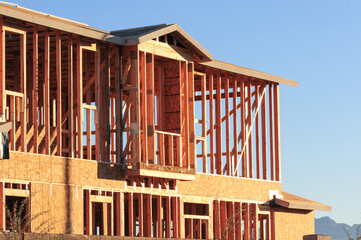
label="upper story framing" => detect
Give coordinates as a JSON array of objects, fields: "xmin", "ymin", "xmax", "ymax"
[{"xmin": 0, "ymin": 3, "xmax": 298, "ymax": 183}]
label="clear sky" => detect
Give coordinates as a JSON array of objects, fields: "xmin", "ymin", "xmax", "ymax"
[{"xmin": 15, "ymin": 0, "xmax": 361, "ymax": 226}]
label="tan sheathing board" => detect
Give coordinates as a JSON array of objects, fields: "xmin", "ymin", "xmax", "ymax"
[
  {"xmin": 177, "ymin": 173, "xmax": 281, "ymax": 202},
  {"xmin": 275, "ymin": 191, "xmax": 332, "ymax": 212},
  {"xmin": 199, "ymin": 60, "xmax": 299, "ymax": 87},
  {"xmin": 274, "ymin": 208, "xmax": 315, "ymax": 240},
  {"xmin": 30, "ymin": 182, "xmax": 83, "ymax": 234}
]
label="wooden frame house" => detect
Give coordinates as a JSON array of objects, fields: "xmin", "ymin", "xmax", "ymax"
[{"xmin": 0, "ymin": 3, "xmax": 331, "ymax": 239}]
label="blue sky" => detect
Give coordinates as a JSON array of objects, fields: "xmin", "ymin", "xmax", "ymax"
[{"xmin": 16, "ymin": 0, "xmax": 361, "ymax": 225}]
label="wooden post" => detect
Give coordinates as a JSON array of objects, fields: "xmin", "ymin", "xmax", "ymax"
[
  {"xmin": 146, "ymin": 53, "xmax": 155, "ymax": 164},
  {"xmin": 214, "ymin": 200, "xmax": 220, "ymax": 239},
  {"xmin": 247, "ymin": 80, "xmax": 253, "ymax": 178},
  {"xmin": 274, "ymin": 83, "xmax": 281, "ymax": 181},
  {"xmin": 44, "ymin": 30, "xmax": 50, "ymax": 154},
  {"xmin": 243, "ymin": 203, "xmax": 249, "ymax": 239},
  {"xmin": 270, "ymin": 208, "xmax": 275, "ymax": 240},
  {"xmin": 171, "ymin": 197, "xmax": 178, "ymax": 237},
  {"xmin": 220, "ymin": 201, "xmax": 227, "ymax": 239},
  {"xmin": 209, "ymin": 73, "xmax": 215, "ymax": 174},
  {"xmin": 130, "ymin": 48, "xmax": 141, "ymax": 164},
  {"xmin": 0, "ymin": 16, "xmax": 4, "ymax": 116},
  {"xmin": 128, "ymin": 192, "xmax": 133, "ymax": 236},
  {"xmin": 114, "ymin": 192, "xmax": 121, "ymax": 236},
  {"xmin": 233, "ymin": 77, "xmax": 238, "ymax": 176},
  {"xmin": 235, "ymin": 202, "xmax": 242, "ymax": 240},
  {"xmin": 201, "ymin": 74, "xmax": 207, "ymax": 173},
  {"xmin": 115, "ymin": 48, "xmax": 122, "ymax": 163},
  {"xmin": 32, "ymin": 26, "xmax": 38, "ymax": 153},
  {"xmin": 252, "ymin": 204, "xmax": 259, "ymax": 240},
  {"xmin": 225, "ymin": 75, "xmax": 230, "ymax": 175},
  {"xmin": 165, "ymin": 196, "xmax": 171, "ymax": 238},
  {"xmin": 140, "ymin": 51, "xmax": 148, "ymax": 164},
  {"xmin": 227, "ymin": 201, "xmax": 235, "ymax": 240},
  {"xmin": 240, "ymin": 80, "xmax": 246, "ymax": 177},
  {"xmin": 138, "ymin": 193, "xmax": 143, "ymax": 236},
  {"xmin": 20, "ymin": 31, "xmax": 26, "ymax": 152},
  {"xmin": 76, "ymin": 38, "xmax": 83, "ymax": 158},
  {"xmin": 100, "ymin": 45, "xmax": 111, "ymax": 162},
  {"xmin": 84, "ymin": 189, "xmax": 90, "ymax": 235},
  {"xmin": 95, "ymin": 45, "xmax": 100, "ymax": 161},
  {"xmin": 269, "ymin": 84, "xmax": 274, "ymax": 180},
  {"xmin": 68, "ymin": 35, "xmax": 74, "ymax": 158},
  {"xmin": 188, "ymin": 62, "xmax": 195, "ymax": 169},
  {"xmin": 56, "ymin": 31, "xmax": 62, "ymax": 156},
  {"xmin": 261, "ymin": 84, "xmax": 267, "ymax": 180},
  {"xmin": 255, "ymin": 84, "xmax": 261, "ymax": 179},
  {"xmin": 215, "ymin": 74, "xmax": 222, "ymax": 174},
  {"xmin": 157, "ymin": 195, "xmax": 162, "ymax": 237},
  {"xmin": 0, "ymin": 182, "xmax": 3, "ymax": 231}
]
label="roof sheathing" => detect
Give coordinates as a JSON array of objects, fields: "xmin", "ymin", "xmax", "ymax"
[
  {"xmin": 0, "ymin": 3, "xmax": 125, "ymax": 45},
  {"xmin": 274, "ymin": 192, "xmax": 332, "ymax": 212},
  {"xmin": 200, "ymin": 60, "xmax": 298, "ymax": 87},
  {"xmin": 112, "ymin": 24, "xmax": 213, "ymax": 62}
]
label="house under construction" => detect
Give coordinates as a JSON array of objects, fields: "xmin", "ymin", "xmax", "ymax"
[{"xmin": 0, "ymin": 3, "xmax": 331, "ymax": 239}]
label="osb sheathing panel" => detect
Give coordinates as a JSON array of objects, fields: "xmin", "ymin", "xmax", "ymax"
[
  {"xmin": 30, "ymin": 182, "xmax": 83, "ymax": 234},
  {"xmin": 177, "ymin": 174, "xmax": 281, "ymax": 201},
  {"xmin": 1, "ymin": 152, "xmax": 123, "ymax": 188},
  {"xmin": 274, "ymin": 208, "xmax": 315, "ymax": 240}
]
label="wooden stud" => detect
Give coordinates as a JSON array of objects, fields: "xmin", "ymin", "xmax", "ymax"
[
  {"xmin": 76, "ymin": 37, "xmax": 83, "ymax": 158},
  {"xmin": 128, "ymin": 192, "xmax": 133, "ymax": 236},
  {"xmin": 233, "ymin": 77, "xmax": 238, "ymax": 176},
  {"xmin": 188, "ymin": 62, "xmax": 195, "ymax": 169},
  {"xmin": 235, "ymin": 202, "xmax": 242, "ymax": 240},
  {"xmin": 0, "ymin": 182, "xmax": 3, "ymax": 230},
  {"xmin": 165, "ymin": 196, "xmax": 171, "ymax": 238},
  {"xmin": 115, "ymin": 192, "xmax": 121, "ymax": 236},
  {"xmin": 247, "ymin": 80, "xmax": 253, "ymax": 178},
  {"xmin": 140, "ymin": 51, "xmax": 147, "ymax": 164},
  {"xmin": 44, "ymin": 30, "xmax": 50, "ymax": 154},
  {"xmin": 274, "ymin": 83, "xmax": 281, "ymax": 181},
  {"xmin": 201, "ymin": 74, "xmax": 207, "ymax": 173},
  {"xmin": 270, "ymin": 208, "xmax": 275, "ymax": 240},
  {"xmin": 171, "ymin": 197, "xmax": 178, "ymax": 238},
  {"xmin": 215, "ymin": 74, "xmax": 222, "ymax": 174},
  {"xmin": 138, "ymin": 193, "xmax": 143, "ymax": 237},
  {"xmin": 261, "ymin": 84, "xmax": 267, "ymax": 180},
  {"xmin": 130, "ymin": 48, "xmax": 141, "ymax": 164},
  {"xmin": 32, "ymin": 26, "xmax": 38, "ymax": 154},
  {"xmin": 85, "ymin": 189, "xmax": 90, "ymax": 235},
  {"xmin": 269, "ymin": 84, "xmax": 274, "ymax": 180},
  {"xmin": 56, "ymin": 31, "xmax": 62, "ymax": 156},
  {"xmin": 95, "ymin": 45, "xmax": 100, "ymax": 161},
  {"xmin": 255, "ymin": 84, "xmax": 261, "ymax": 179},
  {"xmin": 157, "ymin": 195, "xmax": 162, "ymax": 237},
  {"xmin": 115, "ymin": 48, "xmax": 122, "ymax": 163},
  {"xmin": 0, "ymin": 16, "xmax": 4, "ymax": 116},
  {"xmin": 240, "ymin": 80, "xmax": 246, "ymax": 177},
  {"xmin": 146, "ymin": 53, "xmax": 155, "ymax": 164},
  {"xmin": 68, "ymin": 35, "xmax": 74, "ymax": 158},
  {"xmin": 225, "ymin": 75, "xmax": 231, "ymax": 175},
  {"xmin": 252, "ymin": 204, "xmax": 259, "ymax": 240},
  {"xmin": 243, "ymin": 203, "xmax": 250, "ymax": 240},
  {"xmin": 105, "ymin": 45, "xmax": 111, "ymax": 161},
  {"xmin": 20, "ymin": 31, "xmax": 26, "ymax": 152},
  {"xmin": 209, "ymin": 73, "xmax": 214, "ymax": 174}
]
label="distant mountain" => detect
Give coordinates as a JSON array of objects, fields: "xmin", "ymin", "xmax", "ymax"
[{"xmin": 315, "ymin": 216, "xmax": 360, "ymax": 240}]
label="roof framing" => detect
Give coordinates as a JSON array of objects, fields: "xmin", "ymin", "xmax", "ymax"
[{"xmin": 0, "ymin": 3, "xmax": 298, "ymax": 87}]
